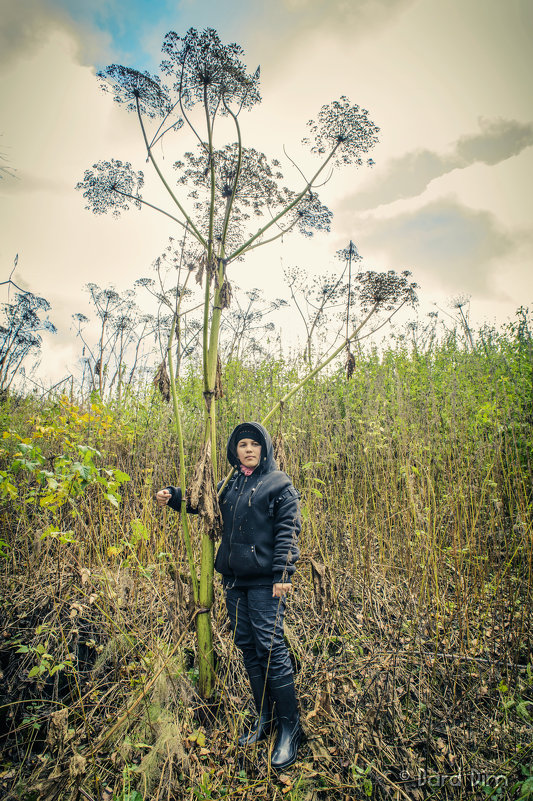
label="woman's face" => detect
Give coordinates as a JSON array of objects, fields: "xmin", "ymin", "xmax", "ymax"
[{"xmin": 236, "ymin": 438, "xmax": 262, "ymax": 469}]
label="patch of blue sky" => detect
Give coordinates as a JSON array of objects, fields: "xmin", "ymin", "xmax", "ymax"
[
  {"xmin": 50, "ymin": 0, "xmax": 173, "ymax": 67},
  {"xmin": 51, "ymin": 0, "xmax": 253, "ymax": 70}
]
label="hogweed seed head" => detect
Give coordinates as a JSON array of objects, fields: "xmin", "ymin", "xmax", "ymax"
[
  {"xmin": 161, "ymin": 27, "xmax": 261, "ymax": 113},
  {"xmin": 98, "ymin": 65, "xmax": 173, "ymax": 119},
  {"xmin": 76, "ymin": 160, "xmax": 144, "ymax": 218},
  {"xmin": 303, "ymin": 96, "xmax": 380, "ymax": 167}
]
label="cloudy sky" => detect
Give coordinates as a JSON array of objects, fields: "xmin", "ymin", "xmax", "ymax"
[{"xmin": 1, "ymin": 0, "xmax": 532, "ymax": 382}]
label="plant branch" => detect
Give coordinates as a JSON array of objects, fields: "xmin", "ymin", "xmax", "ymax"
[
  {"xmin": 135, "ymin": 97, "xmax": 207, "ymax": 247},
  {"xmin": 227, "ymin": 143, "xmax": 340, "ymax": 261}
]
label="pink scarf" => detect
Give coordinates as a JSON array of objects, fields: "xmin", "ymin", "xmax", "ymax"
[{"xmin": 240, "ymin": 464, "xmax": 255, "ymax": 477}]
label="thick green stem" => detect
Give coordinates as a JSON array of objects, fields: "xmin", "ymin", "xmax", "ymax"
[
  {"xmin": 195, "ymin": 558, "xmax": 214, "ymax": 696},
  {"xmin": 194, "ymin": 93, "xmax": 220, "ymax": 699},
  {"xmin": 202, "ymin": 278, "xmax": 211, "ymax": 391},
  {"xmin": 169, "ymin": 293, "xmax": 214, "ymax": 695},
  {"xmin": 207, "ymin": 261, "xmax": 226, "ymax": 387},
  {"xmin": 167, "ymin": 314, "xmax": 199, "ymax": 604}
]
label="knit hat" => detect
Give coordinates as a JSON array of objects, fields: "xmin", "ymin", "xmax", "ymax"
[{"xmin": 234, "ymin": 426, "xmax": 260, "ymax": 443}]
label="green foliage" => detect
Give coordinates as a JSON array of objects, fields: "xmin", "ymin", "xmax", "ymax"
[
  {"xmin": 4, "ymin": 437, "xmax": 130, "ymax": 513},
  {"xmin": 1, "ymin": 310, "xmax": 531, "ymax": 798},
  {"xmin": 351, "ymin": 763, "xmax": 373, "ymax": 797},
  {"xmin": 513, "ymin": 763, "xmax": 533, "ymax": 800},
  {"xmin": 1, "ymin": 396, "xmax": 130, "ymax": 523},
  {"xmin": 13, "ymin": 640, "xmax": 73, "ymax": 680}
]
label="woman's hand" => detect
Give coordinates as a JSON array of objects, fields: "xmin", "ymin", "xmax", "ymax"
[
  {"xmin": 156, "ymin": 488, "xmax": 171, "ymax": 507},
  {"xmin": 272, "ymin": 583, "xmax": 292, "ymax": 598}
]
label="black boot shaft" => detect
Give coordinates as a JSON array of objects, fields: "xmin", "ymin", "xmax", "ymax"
[{"xmin": 267, "ymin": 676, "xmax": 301, "ymax": 770}]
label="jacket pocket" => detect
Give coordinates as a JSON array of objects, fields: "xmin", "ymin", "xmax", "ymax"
[{"xmin": 228, "ymin": 543, "xmax": 269, "ymax": 576}]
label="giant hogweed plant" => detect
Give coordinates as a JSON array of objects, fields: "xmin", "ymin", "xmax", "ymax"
[{"xmin": 77, "ymin": 27, "xmax": 416, "ymax": 697}]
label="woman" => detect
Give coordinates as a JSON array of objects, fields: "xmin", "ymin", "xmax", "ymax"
[{"xmin": 156, "ymin": 422, "xmax": 302, "ymax": 770}]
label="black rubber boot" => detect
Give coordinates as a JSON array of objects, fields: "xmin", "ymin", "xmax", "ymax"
[
  {"xmin": 238, "ymin": 670, "xmax": 271, "ymax": 747},
  {"xmin": 268, "ymin": 675, "xmax": 301, "ymax": 770}
]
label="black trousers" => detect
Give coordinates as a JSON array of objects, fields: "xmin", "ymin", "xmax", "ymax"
[{"xmin": 224, "ymin": 585, "xmax": 293, "ymax": 682}]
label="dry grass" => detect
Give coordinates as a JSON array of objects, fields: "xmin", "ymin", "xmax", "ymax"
[
  {"xmin": 1, "ymin": 330, "xmax": 532, "ymax": 800},
  {"xmin": 1, "ymin": 538, "xmax": 530, "ymax": 800}
]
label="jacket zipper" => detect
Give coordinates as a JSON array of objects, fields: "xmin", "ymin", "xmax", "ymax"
[{"xmin": 229, "ymin": 472, "xmax": 247, "ymax": 568}]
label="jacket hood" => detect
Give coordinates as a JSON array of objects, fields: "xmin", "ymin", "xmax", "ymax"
[{"xmin": 227, "ymin": 422, "xmax": 276, "ymax": 474}]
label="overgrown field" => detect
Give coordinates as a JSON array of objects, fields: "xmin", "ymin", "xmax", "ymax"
[{"xmin": 1, "ymin": 324, "xmax": 532, "ymax": 801}]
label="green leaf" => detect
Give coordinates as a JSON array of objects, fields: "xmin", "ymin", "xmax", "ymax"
[
  {"xmin": 113, "ymin": 469, "xmax": 131, "ymax": 484},
  {"xmin": 78, "ymin": 444, "xmax": 101, "ymax": 460},
  {"xmin": 518, "ymin": 775, "xmax": 533, "ymax": 799},
  {"xmin": 28, "ymin": 666, "xmax": 41, "ymax": 678},
  {"xmin": 118, "ymin": 791, "xmax": 144, "ymax": 801},
  {"xmin": 71, "ymin": 462, "xmax": 92, "ymax": 481},
  {"xmin": 40, "ymin": 494, "xmax": 58, "ymax": 509},
  {"xmin": 106, "ymin": 493, "xmax": 119, "ymax": 508},
  {"xmin": 196, "ymin": 731, "xmax": 206, "ymax": 747},
  {"xmin": 130, "ymin": 519, "xmax": 149, "ymax": 544},
  {"xmin": 41, "ymin": 527, "xmax": 59, "ymax": 540},
  {"xmin": 516, "ymin": 700, "xmax": 532, "ymax": 722}
]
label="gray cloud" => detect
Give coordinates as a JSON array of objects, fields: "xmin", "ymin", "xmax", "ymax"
[
  {"xmin": 274, "ymin": 0, "xmax": 418, "ymax": 34},
  {"xmin": 456, "ymin": 117, "xmax": 533, "ymax": 165},
  {"xmin": 354, "ymin": 198, "xmax": 520, "ymax": 296},
  {"xmin": 352, "ymin": 149, "xmax": 458, "ymax": 210},
  {"xmin": 0, "ymin": 0, "xmax": 109, "ymax": 67},
  {"xmin": 0, "ymin": 0, "xmax": 64, "ymax": 66},
  {"xmin": 349, "ymin": 117, "xmax": 533, "ymax": 211},
  {"xmin": 235, "ymin": 0, "xmax": 419, "ymax": 68}
]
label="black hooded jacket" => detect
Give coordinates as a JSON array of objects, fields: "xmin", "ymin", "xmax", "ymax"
[{"xmin": 167, "ymin": 422, "xmax": 300, "ymax": 586}]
